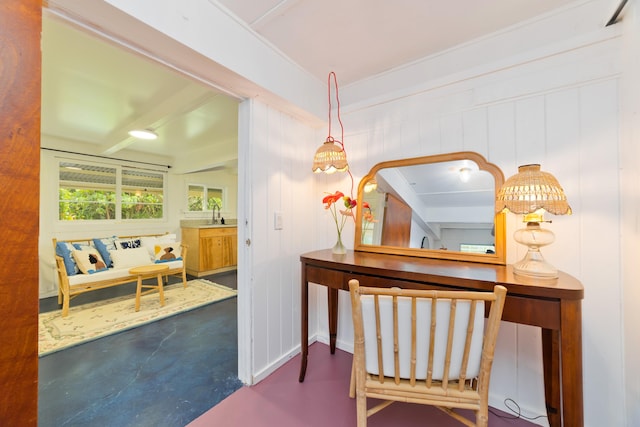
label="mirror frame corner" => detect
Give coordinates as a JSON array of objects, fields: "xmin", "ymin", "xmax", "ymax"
[{"xmin": 354, "ymin": 151, "xmax": 507, "ymax": 265}]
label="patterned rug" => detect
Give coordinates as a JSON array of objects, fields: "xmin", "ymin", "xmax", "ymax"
[{"xmin": 39, "ymin": 279, "xmax": 237, "ymax": 356}]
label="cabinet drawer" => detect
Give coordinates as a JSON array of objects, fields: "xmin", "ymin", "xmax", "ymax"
[{"xmin": 199, "ymin": 227, "xmax": 236, "ymax": 237}]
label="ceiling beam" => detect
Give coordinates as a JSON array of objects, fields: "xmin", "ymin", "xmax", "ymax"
[{"xmin": 100, "ymin": 84, "xmax": 216, "ymax": 155}]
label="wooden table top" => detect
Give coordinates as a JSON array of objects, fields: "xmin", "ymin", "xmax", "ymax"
[
  {"xmin": 300, "ymin": 249, "xmax": 583, "ymax": 301},
  {"xmin": 129, "ymin": 264, "xmax": 170, "ymax": 275}
]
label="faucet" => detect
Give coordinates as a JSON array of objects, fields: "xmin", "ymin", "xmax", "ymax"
[{"xmin": 211, "ymin": 202, "xmax": 221, "ymax": 224}]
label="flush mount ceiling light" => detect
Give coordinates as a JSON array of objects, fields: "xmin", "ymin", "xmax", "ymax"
[
  {"xmin": 312, "ymin": 72, "xmax": 349, "ymax": 174},
  {"xmin": 459, "ymin": 167, "xmax": 472, "ymax": 183},
  {"xmin": 128, "ymin": 129, "xmax": 158, "ymax": 140}
]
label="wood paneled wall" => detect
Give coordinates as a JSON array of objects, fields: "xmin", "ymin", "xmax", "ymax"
[{"xmin": 0, "ymin": 0, "xmax": 41, "ymax": 424}]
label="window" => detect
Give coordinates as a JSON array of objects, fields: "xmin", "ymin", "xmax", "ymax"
[
  {"xmin": 58, "ymin": 161, "xmax": 165, "ymax": 221},
  {"xmin": 121, "ymin": 169, "xmax": 164, "ymax": 219},
  {"xmin": 188, "ymin": 184, "xmax": 223, "ymax": 212}
]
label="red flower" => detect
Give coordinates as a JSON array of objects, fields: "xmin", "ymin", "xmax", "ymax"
[{"xmin": 322, "ymin": 191, "xmax": 344, "ymax": 209}]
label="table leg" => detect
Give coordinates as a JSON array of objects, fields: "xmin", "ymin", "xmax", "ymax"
[
  {"xmin": 157, "ymin": 273, "xmax": 165, "ymax": 306},
  {"xmin": 542, "ymin": 329, "xmax": 561, "ymax": 427},
  {"xmin": 299, "ymin": 277, "xmax": 309, "ymax": 382},
  {"xmin": 328, "ymin": 287, "xmax": 339, "ymax": 354},
  {"xmin": 541, "ymin": 300, "xmax": 584, "ymax": 427},
  {"xmin": 560, "ymin": 299, "xmax": 584, "ymax": 426},
  {"xmin": 135, "ymin": 276, "xmax": 142, "ymax": 312}
]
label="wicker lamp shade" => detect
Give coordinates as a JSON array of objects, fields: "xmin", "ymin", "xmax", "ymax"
[
  {"xmin": 496, "ymin": 164, "xmax": 571, "ymax": 217},
  {"xmin": 496, "ymin": 164, "xmax": 572, "ymax": 279},
  {"xmin": 312, "ymin": 138, "xmax": 349, "ymax": 174}
]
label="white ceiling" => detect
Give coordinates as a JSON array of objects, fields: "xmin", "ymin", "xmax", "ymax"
[
  {"xmin": 218, "ymin": 0, "xmax": 579, "ymax": 85},
  {"xmin": 41, "ymin": 0, "xmax": 599, "ymax": 162}
]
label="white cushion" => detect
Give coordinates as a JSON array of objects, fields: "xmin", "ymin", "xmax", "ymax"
[
  {"xmin": 360, "ymin": 295, "xmax": 484, "ymax": 380},
  {"xmin": 66, "ymin": 260, "xmax": 183, "ymax": 286},
  {"xmin": 109, "ymin": 247, "xmax": 153, "ymax": 269},
  {"xmin": 157, "ymin": 233, "xmax": 177, "ymax": 243}
]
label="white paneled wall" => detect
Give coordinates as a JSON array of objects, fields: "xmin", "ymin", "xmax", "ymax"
[
  {"xmin": 620, "ymin": 3, "xmax": 640, "ymax": 427},
  {"xmin": 307, "ymin": 35, "xmax": 623, "ymax": 426},
  {"xmin": 242, "ymin": 99, "xmax": 325, "ymax": 382}
]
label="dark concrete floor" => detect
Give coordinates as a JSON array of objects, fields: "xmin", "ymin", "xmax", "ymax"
[{"xmin": 38, "ymin": 271, "xmax": 241, "ymax": 427}]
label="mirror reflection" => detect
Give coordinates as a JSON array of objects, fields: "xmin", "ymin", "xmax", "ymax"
[{"xmin": 355, "ymin": 152, "xmax": 506, "ymax": 265}]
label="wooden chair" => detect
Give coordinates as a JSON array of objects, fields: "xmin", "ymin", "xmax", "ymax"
[{"xmin": 348, "ymin": 279, "xmax": 507, "ymax": 427}]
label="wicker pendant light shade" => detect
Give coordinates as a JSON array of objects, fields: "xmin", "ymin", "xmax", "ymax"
[
  {"xmin": 312, "ymin": 137, "xmax": 349, "ymax": 174},
  {"xmin": 496, "ymin": 164, "xmax": 571, "ymax": 217}
]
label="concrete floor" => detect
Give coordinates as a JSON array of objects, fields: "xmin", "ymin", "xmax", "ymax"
[{"xmin": 38, "ymin": 271, "xmax": 241, "ymax": 427}]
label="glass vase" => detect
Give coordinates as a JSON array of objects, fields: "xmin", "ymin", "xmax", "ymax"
[{"xmin": 332, "ymin": 233, "xmax": 347, "ymax": 255}]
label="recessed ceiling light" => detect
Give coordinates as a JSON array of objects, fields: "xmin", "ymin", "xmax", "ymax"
[{"xmin": 128, "ymin": 129, "xmax": 158, "ymax": 140}]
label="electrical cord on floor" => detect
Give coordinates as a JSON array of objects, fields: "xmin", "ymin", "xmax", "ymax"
[{"xmin": 488, "ymin": 398, "xmax": 548, "ymax": 422}]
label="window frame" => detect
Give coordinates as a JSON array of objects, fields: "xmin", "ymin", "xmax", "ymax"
[
  {"xmin": 186, "ymin": 183, "xmax": 226, "ymax": 213},
  {"xmin": 57, "ymin": 158, "xmax": 167, "ymax": 223}
]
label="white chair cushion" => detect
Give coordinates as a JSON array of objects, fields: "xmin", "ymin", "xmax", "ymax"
[{"xmin": 360, "ymin": 295, "xmax": 485, "ymax": 380}]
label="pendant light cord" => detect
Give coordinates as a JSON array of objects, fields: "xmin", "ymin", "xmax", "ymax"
[{"xmin": 327, "ymin": 71, "xmax": 355, "ymax": 199}]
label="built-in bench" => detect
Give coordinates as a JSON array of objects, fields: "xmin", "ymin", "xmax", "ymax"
[{"xmin": 53, "ymin": 233, "xmax": 187, "ymax": 317}]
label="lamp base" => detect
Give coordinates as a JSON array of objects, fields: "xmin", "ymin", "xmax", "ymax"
[
  {"xmin": 512, "ymin": 222, "xmax": 558, "ymax": 279},
  {"xmin": 513, "ymin": 249, "xmax": 558, "ymax": 279}
]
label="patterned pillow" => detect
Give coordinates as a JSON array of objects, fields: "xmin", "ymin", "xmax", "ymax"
[
  {"xmin": 115, "ymin": 238, "xmax": 142, "ymax": 250},
  {"xmin": 140, "ymin": 236, "xmax": 159, "ymax": 258},
  {"xmin": 55, "ymin": 241, "xmax": 79, "ymax": 276},
  {"xmin": 72, "ymin": 248, "xmax": 108, "ymax": 274},
  {"xmin": 154, "ymin": 242, "xmax": 182, "ymax": 263}
]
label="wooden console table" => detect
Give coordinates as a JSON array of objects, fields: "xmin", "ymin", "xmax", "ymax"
[{"xmin": 299, "ymin": 249, "xmax": 584, "ymax": 427}]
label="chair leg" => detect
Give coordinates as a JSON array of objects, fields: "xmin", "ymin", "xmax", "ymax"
[
  {"xmin": 349, "ymin": 357, "xmax": 356, "ymax": 398},
  {"xmin": 355, "ymin": 391, "xmax": 367, "ymax": 427},
  {"xmin": 62, "ymin": 292, "xmax": 70, "ymax": 318},
  {"xmin": 476, "ymin": 405, "xmax": 489, "ymax": 427}
]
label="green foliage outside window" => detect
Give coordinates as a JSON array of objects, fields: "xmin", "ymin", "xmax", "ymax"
[
  {"xmin": 59, "ymin": 189, "xmax": 116, "ymax": 220},
  {"xmin": 121, "ymin": 191, "xmax": 164, "ymax": 219},
  {"xmin": 59, "ymin": 189, "xmax": 163, "ymax": 220},
  {"xmin": 208, "ymin": 196, "xmax": 222, "ymax": 210},
  {"xmin": 188, "ymin": 185, "xmax": 223, "ymax": 212}
]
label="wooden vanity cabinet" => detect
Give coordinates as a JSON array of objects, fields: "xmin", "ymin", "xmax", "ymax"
[{"xmin": 182, "ymin": 227, "xmax": 237, "ymax": 276}]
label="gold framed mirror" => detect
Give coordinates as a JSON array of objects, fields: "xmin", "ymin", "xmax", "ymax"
[{"xmin": 354, "ymin": 151, "xmax": 506, "ymax": 265}]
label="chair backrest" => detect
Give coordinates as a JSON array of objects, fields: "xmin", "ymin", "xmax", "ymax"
[{"xmin": 349, "ymin": 280, "xmax": 507, "ymax": 392}]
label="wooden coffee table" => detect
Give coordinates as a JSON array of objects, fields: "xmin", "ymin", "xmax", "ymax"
[{"xmin": 129, "ymin": 264, "xmax": 170, "ymax": 311}]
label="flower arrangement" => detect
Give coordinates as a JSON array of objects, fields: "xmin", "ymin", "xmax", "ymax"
[{"xmin": 322, "ymin": 190, "xmax": 374, "ymax": 254}]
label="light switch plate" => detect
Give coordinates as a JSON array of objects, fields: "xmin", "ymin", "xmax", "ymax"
[{"xmin": 274, "ymin": 211, "xmax": 283, "ymax": 230}]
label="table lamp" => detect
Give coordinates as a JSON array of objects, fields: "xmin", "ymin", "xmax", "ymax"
[{"xmin": 496, "ymin": 164, "xmax": 571, "ymax": 278}]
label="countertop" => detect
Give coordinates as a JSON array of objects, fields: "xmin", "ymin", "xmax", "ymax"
[{"xmin": 181, "ymin": 220, "xmax": 238, "ymax": 229}]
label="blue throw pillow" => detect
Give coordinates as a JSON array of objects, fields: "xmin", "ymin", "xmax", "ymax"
[
  {"xmin": 93, "ymin": 236, "xmax": 117, "ymax": 268},
  {"xmin": 55, "ymin": 241, "xmax": 79, "ymax": 276}
]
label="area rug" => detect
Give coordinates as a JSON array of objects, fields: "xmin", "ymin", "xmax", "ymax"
[{"xmin": 39, "ymin": 279, "xmax": 237, "ymax": 356}]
